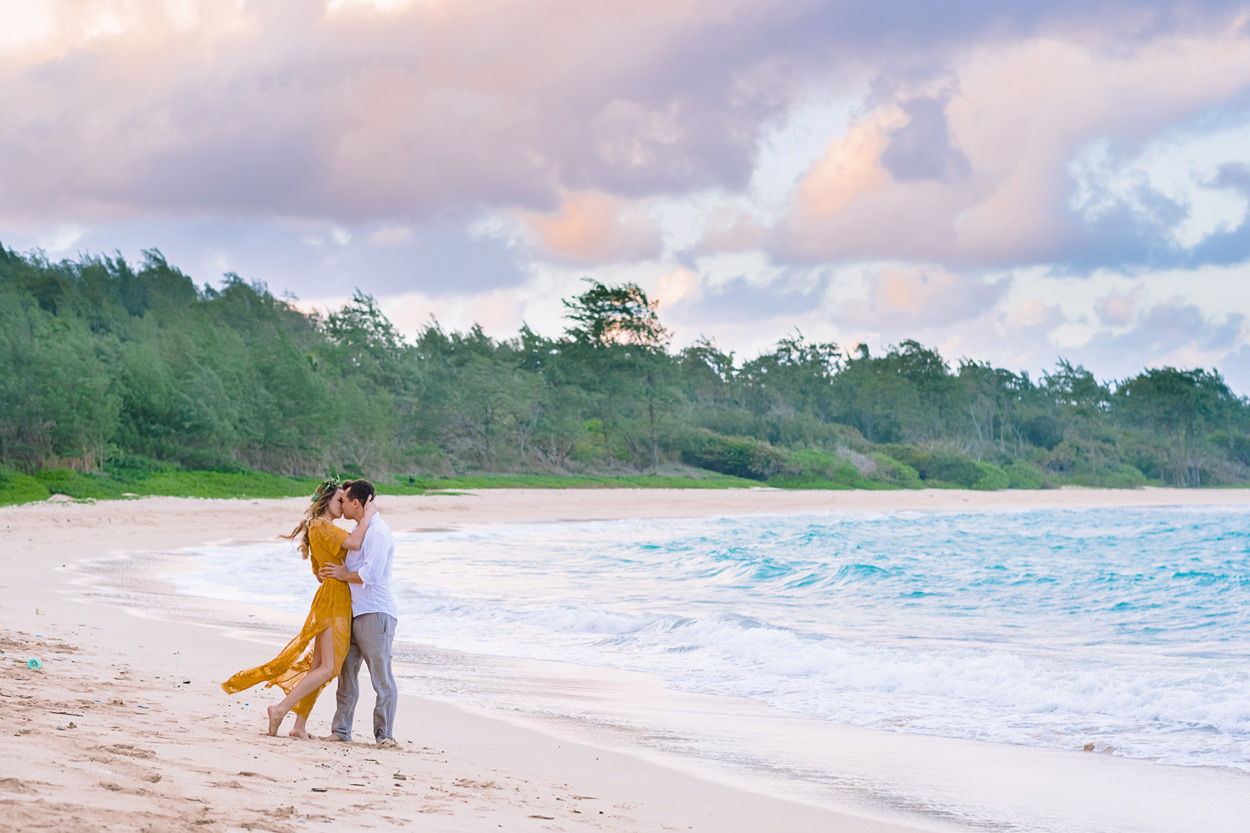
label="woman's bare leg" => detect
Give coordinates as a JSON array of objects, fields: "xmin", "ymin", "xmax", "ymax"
[
  {"xmin": 289, "ymin": 639, "xmax": 325, "ymax": 739},
  {"xmin": 289, "ymin": 638, "xmax": 330, "ymax": 739},
  {"xmin": 267, "ymin": 628, "xmax": 336, "ymax": 737}
]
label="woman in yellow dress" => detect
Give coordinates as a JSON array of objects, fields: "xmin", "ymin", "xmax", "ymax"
[{"xmin": 221, "ymin": 477, "xmax": 377, "ymax": 738}]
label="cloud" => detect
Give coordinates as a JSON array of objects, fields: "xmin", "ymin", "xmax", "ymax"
[
  {"xmin": 696, "ymin": 207, "xmax": 768, "ymax": 253},
  {"xmin": 521, "ymin": 191, "xmax": 662, "ymax": 264},
  {"xmin": 1219, "ymin": 343, "xmax": 1250, "ymax": 393},
  {"xmin": 1078, "ymin": 298, "xmax": 1247, "ymax": 379},
  {"xmin": 8, "ymin": 0, "xmax": 1247, "ymax": 233},
  {"xmin": 653, "ymin": 267, "xmax": 701, "ymax": 308},
  {"xmin": 369, "ymin": 225, "xmax": 414, "ymax": 247},
  {"xmin": 880, "ymin": 95, "xmax": 970, "ymax": 183},
  {"xmin": 777, "ymin": 31, "xmax": 1250, "ymax": 268},
  {"xmin": 4, "ymin": 213, "xmax": 528, "ymax": 298},
  {"xmin": 670, "ymin": 270, "xmax": 834, "ymax": 326},
  {"xmin": 837, "ymin": 266, "xmax": 1013, "ymax": 330},
  {"xmin": 0, "ymin": 0, "xmax": 807, "ymax": 226},
  {"xmin": 1094, "ymin": 287, "xmax": 1143, "ymax": 327},
  {"xmin": 1000, "ymin": 297, "xmax": 1066, "ymax": 333},
  {"xmin": 382, "ymin": 286, "xmax": 526, "ymax": 336},
  {"xmin": 35, "ymin": 222, "xmax": 88, "ymax": 254},
  {"xmin": 1217, "ymin": 161, "xmax": 1250, "ymax": 193},
  {"xmin": 794, "ymin": 105, "xmax": 904, "ymax": 218}
]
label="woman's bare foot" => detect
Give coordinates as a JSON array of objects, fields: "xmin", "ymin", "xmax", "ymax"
[
  {"xmin": 266, "ymin": 705, "xmax": 284, "ymax": 736},
  {"xmin": 289, "ymin": 716, "xmax": 309, "ymax": 739}
]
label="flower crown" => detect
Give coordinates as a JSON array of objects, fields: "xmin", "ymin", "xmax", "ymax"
[{"xmin": 313, "ymin": 475, "xmax": 343, "ymax": 502}]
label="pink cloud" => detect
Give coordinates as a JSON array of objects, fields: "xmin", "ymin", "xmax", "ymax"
[
  {"xmin": 653, "ymin": 267, "xmax": 700, "ymax": 308},
  {"xmin": 521, "ymin": 191, "xmax": 661, "ymax": 263},
  {"xmin": 0, "ymin": 0, "xmax": 796, "ymax": 226},
  {"xmin": 778, "ymin": 32, "xmax": 1250, "ymax": 266},
  {"xmin": 368, "ymin": 225, "xmax": 414, "ymax": 247},
  {"xmin": 838, "ymin": 265, "xmax": 1012, "ymax": 329},
  {"xmin": 5, "ymin": 0, "xmax": 1250, "ymax": 293},
  {"xmin": 697, "ymin": 206, "xmax": 769, "ymax": 253},
  {"xmin": 1094, "ymin": 287, "xmax": 1143, "ymax": 326}
]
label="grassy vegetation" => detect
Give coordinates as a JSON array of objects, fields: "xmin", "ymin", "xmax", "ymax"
[
  {"xmin": 0, "ymin": 452, "xmax": 1158, "ymax": 509},
  {"xmin": 395, "ymin": 471, "xmax": 760, "ymax": 491},
  {"xmin": 0, "ymin": 465, "xmax": 765, "ymax": 507},
  {"xmin": 0, "ymin": 466, "xmax": 318, "ymax": 506},
  {"xmin": 124, "ymin": 471, "xmax": 322, "ymax": 499},
  {"xmin": 0, "ymin": 467, "xmax": 52, "ymax": 506}
]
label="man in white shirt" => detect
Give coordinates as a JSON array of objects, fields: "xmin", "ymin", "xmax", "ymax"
[{"xmin": 319, "ymin": 479, "xmax": 400, "ymax": 748}]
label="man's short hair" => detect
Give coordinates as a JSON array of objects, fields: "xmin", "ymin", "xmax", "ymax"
[{"xmin": 343, "ymin": 478, "xmax": 375, "ymax": 505}]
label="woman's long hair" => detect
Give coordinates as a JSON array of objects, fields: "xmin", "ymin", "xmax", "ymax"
[{"xmin": 282, "ymin": 477, "xmax": 340, "ymax": 559}]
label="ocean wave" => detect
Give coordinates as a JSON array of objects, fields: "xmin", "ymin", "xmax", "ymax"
[{"xmin": 175, "ymin": 505, "xmax": 1250, "ymax": 771}]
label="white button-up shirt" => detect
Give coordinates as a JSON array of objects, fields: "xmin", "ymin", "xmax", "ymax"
[{"xmin": 345, "ymin": 514, "xmax": 397, "ymax": 619}]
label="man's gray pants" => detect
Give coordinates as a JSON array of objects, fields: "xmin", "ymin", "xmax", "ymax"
[{"xmin": 331, "ymin": 612, "xmax": 398, "ymax": 741}]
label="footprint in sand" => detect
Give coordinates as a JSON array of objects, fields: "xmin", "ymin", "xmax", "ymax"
[
  {"xmin": 94, "ymin": 743, "xmax": 156, "ymax": 759},
  {"xmin": 237, "ymin": 770, "xmax": 278, "ymax": 781},
  {"xmin": 0, "ymin": 777, "xmax": 36, "ymax": 793},
  {"xmin": 452, "ymin": 778, "xmax": 500, "ymax": 789}
]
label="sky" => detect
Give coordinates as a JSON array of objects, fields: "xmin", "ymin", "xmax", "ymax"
[{"xmin": 3, "ymin": 0, "xmax": 1250, "ymax": 391}]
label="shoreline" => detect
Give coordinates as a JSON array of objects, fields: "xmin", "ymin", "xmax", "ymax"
[
  {"xmin": 0, "ymin": 490, "xmax": 941, "ymax": 833},
  {"xmin": 5, "ymin": 490, "xmax": 1250, "ymax": 832}
]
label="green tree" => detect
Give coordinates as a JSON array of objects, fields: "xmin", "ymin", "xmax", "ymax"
[
  {"xmin": 561, "ymin": 280, "xmax": 675, "ymax": 470},
  {"xmin": 1115, "ymin": 367, "xmax": 1237, "ymax": 486}
]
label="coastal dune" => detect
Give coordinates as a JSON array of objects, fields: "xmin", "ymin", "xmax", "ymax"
[{"xmin": 3, "ymin": 488, "xmax": 1249, "ymax": 832}]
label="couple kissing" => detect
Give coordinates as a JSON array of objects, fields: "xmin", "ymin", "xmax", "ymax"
[{"xmin": 221, "ymin": 477, "xmax": 400, "ymax": 749}]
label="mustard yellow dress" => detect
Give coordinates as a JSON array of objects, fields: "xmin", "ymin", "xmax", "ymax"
[{"xmin": 221, "ymin": 518, "xmax": 353, "ymax": 719}]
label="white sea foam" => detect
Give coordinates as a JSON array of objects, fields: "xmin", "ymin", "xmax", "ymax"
[{"xmin": 173, "ymin": 506, "xmax": 1250, "ymax": 772}]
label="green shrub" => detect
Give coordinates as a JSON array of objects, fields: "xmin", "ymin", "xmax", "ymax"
[
  {"xmin": 682, "ymin": 434, "xmax": 794, "ymax": 481},
  {"xmin": 0, "ymin": 467, "xmax": 51, "ymax": 506},
  {"xmin": 1067, "ymin": 464, "xmax": 1148, "ymax": 489},
  {"xmin": 827, "ymin": 460, "xmax": 869, "ymax": 488},
  {"xmin": 928, "ymin": 452, "xmax": 990, "ymax": 488},
  {"xmin": 880, "ymin": 445, "xmax": 986, "ymax": 488},
  {"xmin": 176, "ymin": 450, "xmax": 250, "ymax": 474},
  {"xmin": 1004, "ymin": 460, "xmax": 1047, "ymax": 489},
  {"xmin": 104, "ymin": 453, "xmax": 175, "ymax": 484},
  {"xmin": 868, "ymin": 454, "xmax": 923, "ymax": 489},
  {"xmin": 787, "ymin": 448, "xmax": 838, "ymax": 473},
  {"xmin": 971, "ymin": 462, "xmax": 1010, "ymax": 490},
  {"xmin": 767, "ymin": 448, "xmax": 917, "ymax": 490},
  {"xmin": 772, "ymin": 449, "xmax": 891, "ymax": 490}
]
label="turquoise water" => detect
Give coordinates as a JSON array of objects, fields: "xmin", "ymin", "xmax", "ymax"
[{"xmin": 181, "ymin": 506, "xmax": 1250, "ymax": 773}]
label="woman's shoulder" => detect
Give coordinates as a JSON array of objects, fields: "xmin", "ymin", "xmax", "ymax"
[{"xmin": 309, "ymin": 516, "xmax": 348, "ymax": 542}]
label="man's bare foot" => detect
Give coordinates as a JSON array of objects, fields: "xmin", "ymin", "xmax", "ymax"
[
  {"xmin": 324, "ymin": 734, "xmax": 350, "ymax": 742},
  {"xmin": 266, "ymin": 705, "xmax": 284, "ymax": 736},
  {"xmin": 376, "ymin": 737, "xmax": 401, "ymax": 750}
]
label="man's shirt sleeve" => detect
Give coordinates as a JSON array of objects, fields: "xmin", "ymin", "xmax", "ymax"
[{"xmin": 356, "ymin": 532, "xmax": 383, "ymax": 587}]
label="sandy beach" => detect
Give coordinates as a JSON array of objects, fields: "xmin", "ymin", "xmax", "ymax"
[{"xmin": 3, "ymin": 487, "xmax": 1250, "ymax": 832}]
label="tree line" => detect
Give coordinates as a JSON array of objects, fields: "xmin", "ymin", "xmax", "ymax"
[{"xmin": 2, "ymin": 244, "xmax": 1248, "ymax": 489}]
